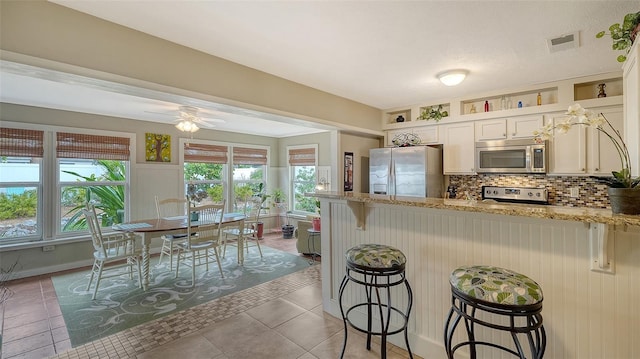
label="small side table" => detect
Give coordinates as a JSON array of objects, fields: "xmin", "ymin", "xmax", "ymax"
[{"xmin": 306, "ymin": 228, "xmax": 321, "ymax": 264}]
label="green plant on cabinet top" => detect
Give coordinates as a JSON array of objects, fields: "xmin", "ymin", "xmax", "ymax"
[
  {"xmin": 417, "ymin": 104, "xmax": 449, "ymax": 122},
  {"xmin": 596, "ymin": 11, "xmax": 640, "ymax": 62}
]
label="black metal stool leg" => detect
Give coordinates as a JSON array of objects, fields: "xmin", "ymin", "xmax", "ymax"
[
  {"xmin": 403, "ymin": 277, "xmax": 414, "ymax": 359},
  {"xmin": 338, "ymin": 273, "xmax": 350, "ymax": 359}
]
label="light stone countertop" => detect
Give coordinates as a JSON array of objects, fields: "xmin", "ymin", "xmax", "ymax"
[{"xmin": 313, "ymin": 192, "xmax": 640, "ymax": 227}]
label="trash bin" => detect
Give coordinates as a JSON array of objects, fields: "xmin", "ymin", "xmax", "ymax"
[{"xmin": 282, "ymin": 224, "xmax": 295, "ymax": 239}]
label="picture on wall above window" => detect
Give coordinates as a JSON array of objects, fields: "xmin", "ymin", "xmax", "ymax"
[
  {"xmin": 145, "ymin": 133, "xmax": 171, "ymax": 162},
  {"xmin": 344, "ymin": 152, "xmax": 354, "ymax": 191}
]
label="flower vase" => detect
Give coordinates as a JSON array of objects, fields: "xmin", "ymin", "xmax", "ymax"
[
  {"xmin": 608, "ymin": 188, "xmax": 640, "ymax": 215},
  {"xmin": 312, "ymin": 217, "xmax": 321, "ymax": 231}
]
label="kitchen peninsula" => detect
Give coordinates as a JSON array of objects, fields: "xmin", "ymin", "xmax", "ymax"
[{"xmin": 315, "ymin": 192, "xmax": 640, "ymax": 359}]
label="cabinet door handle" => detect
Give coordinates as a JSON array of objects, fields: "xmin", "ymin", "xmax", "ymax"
[
  {"xmin": 512, "ymin": 132, "xmax": 516, "ymax": 136},
  {"xmin": 581, "ymin": 168, "xmax": 585, "ymax": 172},
  {"xmin": 503, "ymin": 133, "xmax": 506, "ymax": 137},
  {"xmin": 595, "ymin": 168, "xmax": 599, "ymax": 171}
]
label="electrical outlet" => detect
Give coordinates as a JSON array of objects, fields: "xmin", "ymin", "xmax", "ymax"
[
  {"xmin": 42, "ymin": 245, "xmax": 55, "ymax": 252},
  {"xmin": 570, "ymin": 187, "xmax": 579, "ymax": 198}
]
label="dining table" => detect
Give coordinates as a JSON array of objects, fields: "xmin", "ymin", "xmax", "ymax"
[{"xmin": 112, "ymin": 213, "xmax": 246, "ymax": 290}]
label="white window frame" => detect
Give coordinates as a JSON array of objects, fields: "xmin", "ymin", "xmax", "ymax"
[
  {"xmin": 0, "ymin": 122, "xmax": 134, "ymax": 244},
  {"xmin": 287, "ymin": 144, "xmax": 318, "ymax": 215}
]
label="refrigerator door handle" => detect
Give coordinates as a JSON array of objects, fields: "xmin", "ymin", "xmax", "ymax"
[{"xmin": 390, "ymin": 158, "xmax": 395, "ymax": 195}]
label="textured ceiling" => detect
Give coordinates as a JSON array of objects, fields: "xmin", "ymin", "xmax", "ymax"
[{"xmin": 51, "ymin": 0, "xmax": 637, "ymax": 110}]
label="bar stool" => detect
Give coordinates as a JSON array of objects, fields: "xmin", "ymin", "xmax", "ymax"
[
  {"xmin": 444, "ymin": 265, "xmax": 546, "ymax": 359},
  {"xmin": 338, "ymin": 244, "xmax": 413, "ymax": 359}
]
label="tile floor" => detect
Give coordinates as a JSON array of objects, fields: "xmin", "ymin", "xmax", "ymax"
[{"xmin": 1, "ymin": 234, "xmax": 419, "ymax": 359}]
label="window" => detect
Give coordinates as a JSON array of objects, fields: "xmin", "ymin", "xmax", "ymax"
[
  {"xmin": 288, "ymin": 146, "xmax": 317, "ymax": 213},
  {"xmin": 57, "ymin": 132, "xmax": 130, "ymax": 233},
  {"xmin": 232, "ymin": 146, "xmax": 267, "ymax": 213},
  {"xmin": 1, "ymin": 127, "xmax": 132, "ymax": 244},
  {"xmin": 0, "ymin": 128, "xmax": 43, "ymax": 242},
  {"xmin": 183, "ymin": 142, "xmax": 227, "ymax": 206}
]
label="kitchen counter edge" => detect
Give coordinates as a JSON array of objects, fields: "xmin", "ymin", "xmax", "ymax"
[{"xmin": 312, "ymin": 192, "xmax": 640, "ymax": 227}]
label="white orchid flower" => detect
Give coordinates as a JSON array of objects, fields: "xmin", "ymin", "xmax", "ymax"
[
  {"xmin": 566, "ymin": 104, "xmax": 585, "ymax": 116},
  {"xmin": 585, "ymin": 113, "xmax": 605, "ymax": 128},
  {"xmin": 556, "ymin": 119, "xmax": 573, "ymax": 134}
]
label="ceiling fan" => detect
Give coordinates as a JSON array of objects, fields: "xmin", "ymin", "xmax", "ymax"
[{"xmin": 146, "ymin": 105, "xmax": 225, "ymax": 132}]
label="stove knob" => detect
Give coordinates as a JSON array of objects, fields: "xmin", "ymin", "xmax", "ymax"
[
  {"xmin": 536, "ymin": 193, "xmax": 541, "ymax": 197},
  {"xmin": 528, "ymin": 192, "xmax": 534, "ymax": 197},
  {"xmin": 493, "ymin": 190, "xmax": 498, "ymax": 194}
]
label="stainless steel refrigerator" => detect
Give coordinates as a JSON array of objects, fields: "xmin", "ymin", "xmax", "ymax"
[{"xmin": 369, "ymin": 145, "xmax": 443, "ymax": 197}]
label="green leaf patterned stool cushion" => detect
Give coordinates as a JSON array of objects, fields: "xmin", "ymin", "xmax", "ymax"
[
  {"xmin": 449, "ymin": 265, "xmax": 543, "ymax": 306},
  {"xmin": 345, "ymin": 244, "xmax": 406, "ymax": 271}
]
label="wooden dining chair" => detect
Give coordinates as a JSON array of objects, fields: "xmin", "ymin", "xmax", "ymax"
[
  {"xmin": 83, "ymin": 204, "xmax": 142, "ymax": 300},
  {"xmin": 155, "ymin": 196, "xmax": 189, "ymax": 270},
  {"xmin": 174, "ymin": 201, "xmax": 226, "ymax": 286}
]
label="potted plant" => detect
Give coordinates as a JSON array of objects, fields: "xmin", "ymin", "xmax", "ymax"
[
  {"xmin": 186, "ymin": 183, "xmax": 208, "ymax": 220},
  {"xmin": 312, "ymin": 198, "xmax": 321, "ymax": 231},
  {"xmin": 271, "ymin": 188, "xmax": 286, "ymax": 205},
  {"xmin": 416, "ymin": 104, "xmax": 449, "ymax": 122},
  {"xmin": 596, "ymin": 11, "xmax": 640, "ymax": 62},
  {"xmin": 533, "ymin": 104, "xmax": 640, "ymax": 214}
]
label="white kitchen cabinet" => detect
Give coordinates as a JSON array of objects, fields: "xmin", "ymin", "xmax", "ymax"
[
  {"xmin": 413, "ymin": 126, "xmax": 439, "ymax": 144},
  {"xmin": 507, "ymin": 115, "xmax": 544, "ymax": 138},
  {"xmin": 475, "ymin": 115, "xmax": 543, "ymax": 141},
  {"xmin": 475, "ymin": 119, "xmax": 506, "ymax": 141},
  {"xmin": 385, "ymin": 126, "xmax": 438, "ymax": 147},
  {"xmin": 441, "ymin": 122, "xmax": 475, "ymax": 174},
  {"xmin": 547, "ymin": 106, "xmax": 623, "ymax": 175},
  {"xmin": 589, "ymin": 107, "xmax": 624, "ymax": 176},
  {"xmin": 547, "ymin": 112, "xmax": 587, "ymax": 174}
]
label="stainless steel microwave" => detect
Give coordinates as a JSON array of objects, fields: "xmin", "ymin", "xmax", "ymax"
[{"xmin": 475, "ymin": 139, "xmax": 547, "ymax": 173}]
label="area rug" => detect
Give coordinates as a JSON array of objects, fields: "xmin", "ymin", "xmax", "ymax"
[{"xmin": 52, "ymin": 245, "xmax": 309, "ymax": 347}]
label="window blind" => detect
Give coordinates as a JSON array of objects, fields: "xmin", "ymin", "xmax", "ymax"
[
  {"xmin": 233, "ymin": 147, "xmax": 267, "ymax": 165},
  {"xmin": 56, "ymin": 132, "xmax": 130, "ymax": 160},
  {"xmin": 184, "ymin": 143, "xmax": 228, "ymax": 164},
  {"xmin": 288, "ymin": 147, "xmax": 316, "ymax": 166},
  {"xmin": 0, "ymin": 128, "xmax": 44, "ymax": 157}
]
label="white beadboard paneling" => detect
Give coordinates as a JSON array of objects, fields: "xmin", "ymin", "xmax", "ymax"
[{"xmin": 321, "ymin": 200, "xmax": 640, "ymax": 359}]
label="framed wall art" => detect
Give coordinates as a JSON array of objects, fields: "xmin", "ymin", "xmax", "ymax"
[
  {"xmin": 344, "ymin": 152, "xmax": 354, "ymax": 191},
  {"xmin": 145, "ymin": 133, "xmax": 171, "ymax": 162}
]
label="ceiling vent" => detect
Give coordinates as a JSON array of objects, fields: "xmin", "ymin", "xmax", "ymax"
[{"xmin": 547, "ymin": 31, "xmax": 580, "ymax": 53}]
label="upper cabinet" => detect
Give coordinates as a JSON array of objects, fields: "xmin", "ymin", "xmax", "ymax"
[
  {"xmin": 441, "ymin": 122, "xmax": 475, "ymax": 174},
  {"xmin": 547, "ymin": 106, "xmax": 624, "ymax": 175},
  {"xmin": 475, "ymin": 115, "xmax": 543, "ymax": 141}
]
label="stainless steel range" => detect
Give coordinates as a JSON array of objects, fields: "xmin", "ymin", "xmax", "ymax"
[{"xmin": 481, "ymin": 186, "xmax": 549, "ymax": 205}]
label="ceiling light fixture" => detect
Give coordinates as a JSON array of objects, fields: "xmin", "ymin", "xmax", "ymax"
[
  {"xmin": 175, "ymin": 119, "xmax": 199, "ymax": 133},
  {"xmin": 175, "ymin": 106, "xmax": 200, "ymax": 133},
  {"xmin": 437, "ymin": 70, "xmax": 468, "ymax": 86}
]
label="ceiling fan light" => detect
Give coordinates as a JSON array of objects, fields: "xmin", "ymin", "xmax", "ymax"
[
  {"xmin": 176, "ymin": 120, "xmax": 199, "ymax": 133},
  {"xmin": 438, "ymin": 70, "xmax": 468, "ymax": 86}
]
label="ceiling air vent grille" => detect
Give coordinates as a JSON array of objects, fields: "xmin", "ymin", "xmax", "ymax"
[{"xmin": 547, "ymin": 31, "xmax": 580, "ymax": 53}]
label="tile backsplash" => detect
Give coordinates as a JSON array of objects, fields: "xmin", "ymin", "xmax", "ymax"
[{"xmin": 448, "ymin": 174, "xmax": 611, "ymax": 208}]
